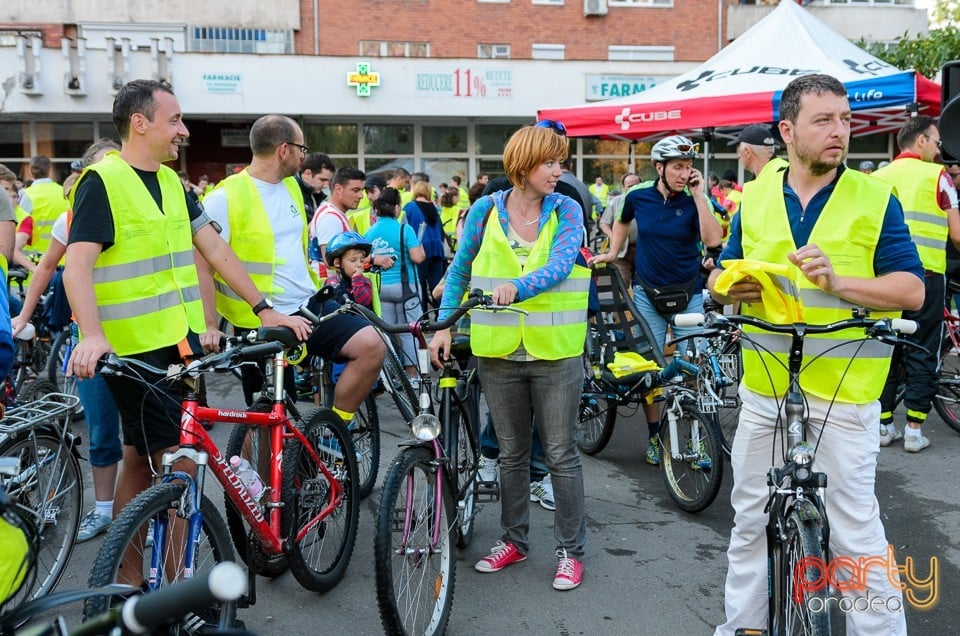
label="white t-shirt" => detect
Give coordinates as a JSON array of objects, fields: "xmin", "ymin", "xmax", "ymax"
[
  {"xmin": 202, "ymin": 178, "xmax": 316, "ymax": 314},
  {"xmin": 51, "ymin": 211, "xmax": 69, "ymax": 246},
  {"xmin": 310, "ymin": 201, "xmax": 351, "ymax": 250}
]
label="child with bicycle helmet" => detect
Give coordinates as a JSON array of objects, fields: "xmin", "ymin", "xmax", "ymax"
[{"xmin": 322, "ymin": 231, "xmax": 374, "ymax": 309}]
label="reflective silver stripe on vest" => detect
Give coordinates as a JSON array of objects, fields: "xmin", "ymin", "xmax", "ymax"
[
  {"xmin": 903, "ymin": 210, "xmax": 948, "ymax": 228},
  {"xmin": 215, "ymin": 280, "xmax": 245, "ymax": 302},
  {"xmin": 524, "ymin": 309, "xmax": 587, "ymax": 327},
  {"xmin": 241, "ymin": 261, "xmax": 274, "ymax": 276},
  {"xmin": 99, "ymin": 286, "xmax": 200, "ymax": 321},
  {"xmin": 93, "ymin": 251, "xmax": 195, "ymax": 285},
  {"xmin": 35, "ymin": 220, "xmax": 56, "ymax": 227},
  {"xmin": 770, "ymin": 273, "xmax": 801, "ymax": 300},
  {"xmin": 471, "ymin": 275, "xmax": 588, "ymax": 294},
  {"xmin": 470, "ymin": 310, "xmax": 521, "ymax": 327},
  {"xmin": 743, "ymin": 333, "xmax": 892, "ymax": 359},
  {"xmin": 798, "ymin": 289, "xmax": 853, "ymax": 312},
  {"xmin": 912, "ymin": 235, "xmax": 946, "ymax": 250}
]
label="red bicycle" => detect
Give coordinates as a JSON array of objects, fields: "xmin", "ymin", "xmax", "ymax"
[{"xmin": 82, "ymin": 324, "xmax": 360, "ymax": 630}]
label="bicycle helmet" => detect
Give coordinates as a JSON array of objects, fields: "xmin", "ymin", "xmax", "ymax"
[
  {"xmin": 325, "ymin": 231, "xmax": 372, "ymax": 266},
  {"xmin": 651, "ymin": 135, "xmax": 699, "ymax": 163}
]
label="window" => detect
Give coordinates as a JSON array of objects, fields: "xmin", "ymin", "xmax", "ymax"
[
  {"xmin": 478, "ymin": 44, "xmax": 511, "ymax": 59},
  {"xmin": 532, "ymin": 44, "xmax": 565, "ymax": 60},
  {"xmin": 364, "ymin": 124, "xmax": 414, "ymax": 155},
  {"xmin": 0, "ymin": 30, "xmax": 42, "ymax": 46},
  {"xmin": 607, "ymin": 45, "xmax": 675, "ymax": 61},
  {"xmin": 609, "ymin": 0, "xmax": 673, "ymax": 6},
  {"xmin": 187, "ymin": 26, "xmax": 293, "ymax": 54},
  {"xmin": 422, "ymin": 126, "xmax": 468, "ymax": 153},
  {"xmin": 304, "ymin": 124, "xmax": 358, "ymax": 155},
  {"xmin": 359, "ymin": 41, "xmax": 430, "ymax": 58},
  {"xmin": 828, "ymin": 0, "xmax": 914, "ymax": 5},
  {"xmin": 476, "ymin": 124, "xmax": 520, "ymax": 155}
]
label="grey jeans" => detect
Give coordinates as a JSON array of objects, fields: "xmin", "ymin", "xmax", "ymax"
[{"xmin": 477, "ymin": 355, "xmax": 587, "ymax": 556}]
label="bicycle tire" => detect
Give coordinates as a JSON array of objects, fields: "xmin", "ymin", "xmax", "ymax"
[
  {"xmin": 777, "ymin": 509, "xmax": 831, "ymax": 636},
  {"xmin": 44, "ymin": 330, "xmax": 84, "ymax": 422},
  {"xmin": 0, "ymin": 430, "xmax": 82, "ymax": 608},
  {"xmin": 714, "ymin": 338, "xmax": 742, "ymax": 455},
  {"xmin": 576, "ymin": 379, "xmax": 617, "ymax": 455},
  {"xmin": 281, "ymin": 408, "xmax": 360, "ymax": 593},
  {"xmin": 83, "ymin": 482, "xmax": 236, "ymax": 631},
  {"xmin": 452, "ymin": 396, "xmax": 479, "ymax": 549},
  {"xmin": 933, "ymin": 334, "xmax": 960, "ymax": 434},
  {"xmin": 224, "ymin": 418, "xmax": 289, "ymax": 577},
  {"xmin": 382, "ymin": 340, "xmax": 418, "ymax": 422},
  {"xmin": 352, "ymin": 393, "xmax": 381, "ymax": 499},
  {"xmin": 659, "ymin": 406, "xmax": 724, "ymax": 513},
  {"xmin": 374, "ymin": 446, "xmax": 456, "ymax": 636}
]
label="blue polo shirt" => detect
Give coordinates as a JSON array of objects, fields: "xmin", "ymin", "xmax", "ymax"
[
  {"xmin": 619, "ymin": 180, "xmax": 704, "ymax": 288},
  {"xmin": 719, "ymin": 165, "xmax": 923, "ymax": 281}
]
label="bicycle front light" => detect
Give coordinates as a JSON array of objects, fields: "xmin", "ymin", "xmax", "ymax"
[
  {"xmin": 789, "ymin": 442, "xmax": 816, "ymax": 468},
  {"xmin": 410, "ymin": 414, "xmax": 441, "ymax": 441}
]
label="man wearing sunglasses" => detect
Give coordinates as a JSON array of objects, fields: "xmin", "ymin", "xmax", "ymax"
[
  {"xmin": 593, "ymin": 134, "xmax": 723, "ymax": 465},
  {"xmin": 871, "ymin": 116, "xmax": 960, "ymax": 452}
]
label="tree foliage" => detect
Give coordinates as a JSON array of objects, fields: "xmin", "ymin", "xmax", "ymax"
[{"xmin": 857, "ymin": 0, "xmax": 960, "ymax": 80}]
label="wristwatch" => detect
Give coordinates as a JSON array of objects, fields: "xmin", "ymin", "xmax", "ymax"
[{"xmin": 252, "ymin": 297, "xmax": 274, "ymax": 315}]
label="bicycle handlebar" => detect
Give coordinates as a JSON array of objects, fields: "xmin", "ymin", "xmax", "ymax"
[{"xmin": 673, "ymin": 311, "xmax": 918, "ymax": 337}]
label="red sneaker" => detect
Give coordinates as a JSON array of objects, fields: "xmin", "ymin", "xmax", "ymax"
[
  {"xmin": 552, "ymin": 548, "xmax": 584, "ymax": 590},
  {"xmin": 474, "ymin": 541, "xmax": 527, "ymax": 573}
]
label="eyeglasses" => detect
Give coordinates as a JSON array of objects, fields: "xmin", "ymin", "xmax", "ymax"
[
  {"xmin": 535, "ymin": 119, "xmax": 567, "ymax": 135},
  {"xmin": 285, "ymin": 141, "xmax": 310, "ymax": 155},
  {"xmin": 923, "ymin": 133, "xmax": 942, "ymax": 150}
]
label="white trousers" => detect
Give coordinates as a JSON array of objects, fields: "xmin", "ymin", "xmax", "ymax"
[{"xmin": 714, "ymin": 388, "xmax": 907, "ymax": 636}]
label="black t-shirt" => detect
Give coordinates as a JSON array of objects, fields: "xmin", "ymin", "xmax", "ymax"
[{"xmin": 69, "ymin": 168, "xmax": 204, "ymax": 251}]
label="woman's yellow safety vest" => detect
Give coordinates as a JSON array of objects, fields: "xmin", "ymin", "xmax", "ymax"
[
  {"xmin": 24, "ymin": 180, "xmax": 69, "ymax": 256},
  {"xmin": 440, "ymin": 206, "xmax": 459, "ymax": 250},
  {"xmin": 79, "ymin": 152, "xmax": 205, "ymax": 356},
  {"xmin": 212, "ymin": 170, "xmax": 318, "ymax": 329},
  {"xmin": 740, "ymin": 168, "xmax": 899, "ymax": 403},
  {"xmin": 872, "ymin": 157, "xmax": 947, "ymax": 274},
  {"xmin": 469, "ymin": 207, "xmax": 590, "ymax": 360}
]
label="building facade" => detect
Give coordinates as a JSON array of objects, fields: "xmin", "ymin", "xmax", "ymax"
[{"xmin": 0, "ymin": 0, "xmax": 928, "ymax": 185}]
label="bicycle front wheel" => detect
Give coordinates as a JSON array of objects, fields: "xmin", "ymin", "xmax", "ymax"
[
  {"xmin": 374, "ymin": 447, "xmax": 456, "ymax": 636},
  {"xmin": 933, "ymin": 335, "xmax": 960, "ymax": 434},
  {"xmin": 353, "ymin": 393, "xmax": 381, "ymax": 499},
  {"xmin": 777, "ymin": 509, "xmax": 831, "ymax": 636},
  {"xmin": 576, "ymin": 379, "xmax": 617, "ymax": 455},
  {"xmin": 282, "ymin": 409, "xmax": 360, "ymax": 593},
  {"xmin": 83, "ymin": 482, "xmax": 236, "ymax": 631},
  {"xmin": 45, "ymin": 329, "xmax": 84, "ymax": 422},
  {"xmin": 0, "ymin": 431, "xmax": 82, "ymax": 607},
  {"xmin": 659, "ymin": 407, "xmax": 723, "ymax": 513}
]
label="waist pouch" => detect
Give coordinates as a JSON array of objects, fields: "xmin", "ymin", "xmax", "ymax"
[{"xmin": 638, "ymin": 277, "xmax": 697, "ymax": 315}]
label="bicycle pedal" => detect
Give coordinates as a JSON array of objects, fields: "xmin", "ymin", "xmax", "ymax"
[
  {"xmin": 734, "ymin": 630, "xmax": 767, "ymax": 636},
  {"xmin": 476, "ymin": 481, "xmax": 500, "ymax": 502}
]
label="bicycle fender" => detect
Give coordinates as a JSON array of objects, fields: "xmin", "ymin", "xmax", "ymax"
[{"xmin": 788, "ymin": 498, "xmax": 822, "ymax": 523}]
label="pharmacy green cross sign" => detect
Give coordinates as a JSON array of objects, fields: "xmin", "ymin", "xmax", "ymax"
[{"xmin": 347, "ymin": 62, "xmax": 381, "ymax": 97}]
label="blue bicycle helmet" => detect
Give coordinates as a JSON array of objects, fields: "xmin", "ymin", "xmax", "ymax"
[{"xmin": 325, "ymin": 231, "xmax": 372, "ymax": 266}]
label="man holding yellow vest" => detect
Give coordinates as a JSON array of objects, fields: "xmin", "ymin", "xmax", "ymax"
[
  {"xmin": 65, "ymin": 80, "xmax": 310, "ymax": 526},
  {"xmin": 198, "ymin": 114, "xmax": 385, "ymax": 424},
  {"xmin": 872, "ymin": 116, "xmax": 960, "ymax": 452},
  {"xmin": 708, "ymin": 74, "xmax": 923, "ymax": 636}
]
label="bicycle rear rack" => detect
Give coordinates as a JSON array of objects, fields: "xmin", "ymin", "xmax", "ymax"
[{"xmin": 0, "ymin": 393, "xmax": 80, "ymax": 435}]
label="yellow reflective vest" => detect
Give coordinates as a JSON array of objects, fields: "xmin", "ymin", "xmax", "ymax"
[
  {"xmin": 872, "ymin": 157, "xmax": 947, "ymax": 274},
  {"xmin": 469, "ymin": 207, "xmax": 590, "ymax": 360},
  {"xmin": 23, "ymin": 180, "xmax": 69, "ymax": 256},
  {"xmin": 440, "ymin": 205, "xmax": 459, "ymax": 250},
  {"xmin": 212, "ymin": 170, "xmax": 318, "ymax": 329},
  {"xmin": 739, "ymin": 168, "xmax": 899, "ymax": 403},
  {"xmin": 78, "ymin": 152, "xmax": 205, "ymax": 356},
  {"xmin": 348, "ymin": 208, "xmax": 376, "ymax": 236}
]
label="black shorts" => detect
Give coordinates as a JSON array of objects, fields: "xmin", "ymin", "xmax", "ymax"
[
  {"xmin": 305, "ymin": 294, "xmax": 371, "ymax": 361},
  {"xmin": 103, "ymin": 345, "xmax": 187, "ymax": 456}
]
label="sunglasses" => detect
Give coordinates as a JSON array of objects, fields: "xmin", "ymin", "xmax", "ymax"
[
  {"xmin": 922, "ymin": 133, "xmax": 942, "ymax": 150},
  {"xmin": 535, "ymin": 119, "xmax": 567, "ymax": 135},
  {"xmin": 676, "ymin": 143, "xmax": 700, "ymax": 154}
]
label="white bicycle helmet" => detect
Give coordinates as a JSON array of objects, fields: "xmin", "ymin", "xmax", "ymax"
[{"xmin": 651, "ymin": 135, "xmax": 699, "ymax": 162}]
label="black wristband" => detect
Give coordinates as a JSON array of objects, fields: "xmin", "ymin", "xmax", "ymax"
[{"xmin": 252, "ymin": 299, "xmax": 271, "ymax": 315}]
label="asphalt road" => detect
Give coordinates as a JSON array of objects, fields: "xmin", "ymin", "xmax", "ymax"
[{"xmin": 51, "ymin": 375, "xmax": 960, "ymax": 635}]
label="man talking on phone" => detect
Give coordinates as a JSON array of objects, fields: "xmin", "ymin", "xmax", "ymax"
[{"xmin": 592, "ymin": 135, "xmax": 723, "ymax": 465}]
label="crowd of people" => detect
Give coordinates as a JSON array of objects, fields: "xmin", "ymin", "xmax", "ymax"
[{"xmin": 0, "ymin": 71, "xmax": 955, "ymax": 632}]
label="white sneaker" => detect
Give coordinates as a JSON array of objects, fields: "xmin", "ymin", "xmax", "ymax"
[
  {"xmin": 478, "ymin": 456, "xmax": 498, "ymax": 483},
  {"xmin": 879, "ymin": 424, "xmax": 903, "ymax": 447},
  {"xmin": 530, "ymin": 474, "xmax": 556, "ymax": 511},
  {"xmin": 904, "ymin": 434, "xmax": 931, "ymax": 453}
]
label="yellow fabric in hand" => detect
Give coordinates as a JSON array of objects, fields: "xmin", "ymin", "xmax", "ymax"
[
  {"xmin": 606, "ymin": 351, "xmax": 661, "ymax": 378},
  {"xmin": 0, "ymin": 517, "xmax": 29, "ymax": 605},
  {"xmin": 714, "ymin": 259, "xmax": 805, "ymax": 323}
]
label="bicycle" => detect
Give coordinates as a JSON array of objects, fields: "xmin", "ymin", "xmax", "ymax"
[
  {"xmin": 45, "ymin": 323, "xmax": 84, "ymax": 422},
  {"xmin": 82, "ymin": 321, "xmax": 360, "ymax": 627},
  {"xmin": 354, "ymin": 291, "xmax": 497, "ymax": 636},
  {"xmin": 680, "ymin": 309, "xmax": 917, "ymax": 636},
  {"xmin": 0, "ymin": 390, "xmax": 82, "ymax": 611},
  {"xmin": 696, "ymin": 296, "xmax": 743, "ymax": 454}
]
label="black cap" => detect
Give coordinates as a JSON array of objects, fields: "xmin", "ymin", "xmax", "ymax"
[
  {"xmin": 364, "ymin": 175, "xmax": 387, "ymax": 190},
  {"xmin": 727, "ymin": 125, "xmax": 777, "ymax": 147}
]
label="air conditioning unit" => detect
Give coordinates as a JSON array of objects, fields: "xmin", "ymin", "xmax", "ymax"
[
  {"xmin": 493, "ymin": 45, "xmax": 510, "ymax": 58},
  {"xmin": 584, "ymin": 0, "xmax": 608, "ymax": 16}
]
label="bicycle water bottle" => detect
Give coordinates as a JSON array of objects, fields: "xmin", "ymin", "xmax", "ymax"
[{"xmin": 229, "ymin": 456, "xmax": 264, "ymax": 501}]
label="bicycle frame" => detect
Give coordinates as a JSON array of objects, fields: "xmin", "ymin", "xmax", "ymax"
[{"xmin": 150, "ymin": 349, "xmax": 342, "ymax": 578}]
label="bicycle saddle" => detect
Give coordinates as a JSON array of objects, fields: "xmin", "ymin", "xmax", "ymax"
[{"xmin": 256, "ymin": 326, "xmax": 301, "ymax": 348}]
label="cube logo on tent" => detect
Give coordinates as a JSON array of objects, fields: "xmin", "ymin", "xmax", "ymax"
[{"xmin": 615, "ymin": 107, "xmax": 681, "ymax": 132}]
